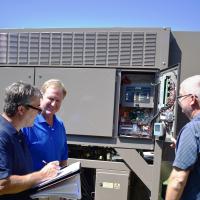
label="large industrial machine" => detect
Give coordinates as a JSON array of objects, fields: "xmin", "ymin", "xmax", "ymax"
[{"xmin": 0, "ymin": 27, "xmax": 200, "ymax": 200}]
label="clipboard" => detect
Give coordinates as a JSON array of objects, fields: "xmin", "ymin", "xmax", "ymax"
[
  {"xmin": 30, "ymin": 162, "xmax": 82, "ymax": 199},
  {"xmin": 34, "ymin": 161, "xmax": 80, "ymax": 190}
]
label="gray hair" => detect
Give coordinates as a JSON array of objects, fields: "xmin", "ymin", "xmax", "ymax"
[{"xmin": 3, "ymin": 81, "xmax": 42, "ymax": 117}]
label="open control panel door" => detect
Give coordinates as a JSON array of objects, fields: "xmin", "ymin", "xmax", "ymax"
[{"xmin": 157, "ymin": 63, "xmax": 180, "ymax": 140}]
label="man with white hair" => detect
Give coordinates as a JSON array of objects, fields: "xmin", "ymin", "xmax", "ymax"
[{"xmin": 166, "ymin": 75, "xmax": 200, "ymax": 200}]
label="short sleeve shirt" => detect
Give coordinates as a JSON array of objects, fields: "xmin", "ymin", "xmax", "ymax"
[
  {"xmin": 0, "ymin": 115, "xmax": 33, "ymax": 200},
  {"xmin": 173, "ymin": 114, "xmax": 200, "ymax": 200},
  {"xmin": 22, "ymin": 114, "xmax": 68, "ymax": 171}
]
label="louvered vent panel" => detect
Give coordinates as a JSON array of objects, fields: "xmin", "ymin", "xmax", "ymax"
[
  {"xmin": 132, "ymin": 33, "xmax": 144, "ymax": 66},
  {"xmin": 0, "ymin": 29, "xmax": 166, "ymax": 67},
  {"xmin": 0, "ymin": 33, "xmax": 7, "ymax": 64},
  {"xmin": 40, "ymin": 33, "xmax": 50, "ymax": 65},
  {"xmin": 8, "ymin": 33, "xmax": 18, "ymax": 64},
  {"xmin": 73, "ymin": 33, "xmax": 84, "ymax": 65},
  {"xmin": 62, "ymin": 33, "xmax": 73, "ymax": 65},
  {"xmin": 120, "ymin": 32, "xmax": 131, "ymax": 66},
  {"xmin": 96, "ymin": 33, "xmax": 107, "ymax": 65},
  {"xmin": 19, "ymin": 33, "xmax": 29, "ymax": 64},
  {"xmin": 85, "ymin": 33, "xmax": 95, "ymax": 65},
  {"xmin": 29, "ymin": 33, "xmax": 39, "ymax": 64},
  {"xmin": 108, "ymin": 32, "xmax": 119, "ymax": 65},
  {"xmin": 51, "ymin": 33, "xmax": 61, "ymax": 65},
  {"xmin": 144, "ymin": 33, "xmax": 156, "ymax": 66}
]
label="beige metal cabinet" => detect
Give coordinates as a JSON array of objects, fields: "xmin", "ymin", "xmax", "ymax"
[
  {"xmin": 95, "ymin": 169, "xmax": 130, "ymax": 200},
  {"xmin": 35, "ymin": 67, "xmax": 116, "ymax": 137},
  {"xmin": 0, "ymin": 67, "xmax": 34, "ymax": 112}
]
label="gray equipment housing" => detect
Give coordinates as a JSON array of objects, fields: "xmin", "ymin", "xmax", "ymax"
[{"xmin": 0, "ymin": 27, "xmax": 200, "ymax": 200}]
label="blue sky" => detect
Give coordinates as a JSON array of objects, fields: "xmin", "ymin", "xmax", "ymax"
[{"xmin": 1, "ymin": 0, "xmax": 200, "ymax": 31}]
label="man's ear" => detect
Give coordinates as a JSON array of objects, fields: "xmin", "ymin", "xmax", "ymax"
[
  {"xmin": 190, "ymin": 95, "xmax": 198, "ymax": 106},
  {"xmin": 17, "ymin": 105, "xmax": 26, "ymax": 115}
]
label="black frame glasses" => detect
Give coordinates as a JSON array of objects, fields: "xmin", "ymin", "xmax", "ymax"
[
  {"xmin": 176, "ymin": 94, "xmax": 193, "ymax": 102},
  {"xmin": 177, "ymin": 94, "xmax": 192, "ymax": 100},
  {"xmin": 25, "ymin": 104, "xmax": 42, "ymax": 113}
]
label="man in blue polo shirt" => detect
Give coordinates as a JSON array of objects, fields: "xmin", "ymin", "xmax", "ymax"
[
  {"xmin": 0, "ymin": 81, "xmax": 60, "ymax": 200},
  {"xmin": 166, "ymin": 75, "xmax": 200, "ymax": 200},
  {"xmin": 22, "ymin": 79, "xmax": 68, "ymax": 171}
]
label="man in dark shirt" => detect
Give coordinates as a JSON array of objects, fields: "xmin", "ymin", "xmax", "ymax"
[{"xmin": 0, "ymin": 81, "xmax": 60, "ymax": 200}]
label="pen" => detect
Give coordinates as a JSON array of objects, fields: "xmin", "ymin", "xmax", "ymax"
[
  {"xmin": 42, "ymin": 160, "xmax": 63, "ymax": 170},
  {"xmin": 60, "ymin": 165, "xmax": 67, "ymax": 170},
  {"xmin": 42, "ymin": 160, "xmax": 47, "ymax": 165}
]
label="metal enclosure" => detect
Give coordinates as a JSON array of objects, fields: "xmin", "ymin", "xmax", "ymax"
[
  {"xmin": 1, "ymin": 27, "xmax": 199, "ymax": 200},
  {"xmin": 0, "ymin": 67, "xmax": 34, "ymax": 112},
  {"xmin": 95, "ymin": 169, "xmax": 130, "ymax": 200},
  {"xmin": 0, "ymin": 28, "xmax": 170, "ymax": 69},
  {"xmin": 35, "ymin": 68, "xmax": 116, "ymax": 137}
]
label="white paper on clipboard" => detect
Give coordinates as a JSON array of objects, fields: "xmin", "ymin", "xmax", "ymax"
[{"xmin": 35, "ymin": 161, "xmax": 81, "ymax": 188}]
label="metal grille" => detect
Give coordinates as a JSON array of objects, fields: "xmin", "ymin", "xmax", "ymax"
[
  {"xmin": 96, "ymin": 33, "xmax": 107, "ymax": 65},
  {"xmin": 9, "ymin": 33, "xmax": 18, "ymax": 64},
  {"xmin": 62, "ymin": 33, "xmax": 73, "ymax": 65},
  {"xmin": 0, "ymin": 33, "xmax": 7, "ymax": 64},
  {"xmin": 19, "ymin": 33, "xmax": 29, "ymax": 64},
  {"xmin": 29, "ymin": 33, "xmax": 40, "ymax": 64},
  {"xmin": 0, "ymin": 29, "xmax": 169, "ymax": 68}
]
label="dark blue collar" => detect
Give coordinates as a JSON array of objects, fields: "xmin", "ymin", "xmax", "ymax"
[{"xmin": 0, "ymin": 115, "xmax": 18, "ymax": 135}]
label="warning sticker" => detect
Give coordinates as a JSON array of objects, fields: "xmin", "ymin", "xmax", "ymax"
[{"xmin": 102, "ymin": 182, "xmax": 113, "ymax": 189}]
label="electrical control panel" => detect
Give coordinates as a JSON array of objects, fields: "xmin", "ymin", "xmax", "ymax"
[
  {"xmin": 118, "ymin": 64, "xmax": 179, "ymax": 140},
  {"xmin": 118, "ymin": 71, "xmax": 157, "ymax": 139}
]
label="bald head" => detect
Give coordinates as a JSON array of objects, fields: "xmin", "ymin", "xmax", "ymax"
[{"xmin": 180, "ymin": 75, "xmax": 200, "ymax": 99}]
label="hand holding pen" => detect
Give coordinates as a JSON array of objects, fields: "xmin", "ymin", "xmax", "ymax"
[
  {"xmin": 42, "ymin": 160, "xmax": 67, "ymax": 170},
  {"xmin": 40, "ymin": 160, "xmax": 60, "ymax": 182}
]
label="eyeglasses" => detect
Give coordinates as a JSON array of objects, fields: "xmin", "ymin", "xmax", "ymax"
[
  {"xmin": 176, "ymin": 94, "xmax": 193, "ymax": 103},
  {"xmin": 25, "ymin": 104, "xmax": 42, "ymax": 113},
  {"xmin": 177, "ymin": 94, "xmax": 192, "ymax": 100}
]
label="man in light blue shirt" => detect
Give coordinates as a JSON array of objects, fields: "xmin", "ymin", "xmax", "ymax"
[
  {"xmin": 22, "ymin": 79, "xmax": 68, "ymax": 171},
  {"xmin": 166, "ymin": 75, "xmax": 200, "ymax": 200}
]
